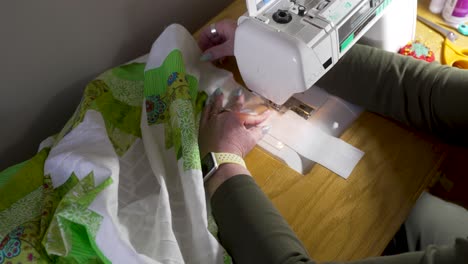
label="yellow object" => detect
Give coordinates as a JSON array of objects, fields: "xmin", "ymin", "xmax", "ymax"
[
  {"xmin": 214, "ymin": 152, "xmax": 246, "ymax": 168},
  {"xmin": 442, "ymin": 38, "xmax": 468, "ymax": 69}
]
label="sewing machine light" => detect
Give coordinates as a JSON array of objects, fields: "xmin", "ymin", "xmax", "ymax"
[{"xmin": 332, "ymin": 122, "xmax": 339, "ymax": 130}]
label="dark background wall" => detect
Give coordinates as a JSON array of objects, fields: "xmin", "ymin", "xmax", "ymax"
[{"xmin": 0, "ymin": 0, "xmax": 233, "ymax": 170}]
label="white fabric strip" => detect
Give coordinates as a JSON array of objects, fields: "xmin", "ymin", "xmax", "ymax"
[{"xmin": 266, "ymin": 110, "xmax": 364, "ymax": 179}]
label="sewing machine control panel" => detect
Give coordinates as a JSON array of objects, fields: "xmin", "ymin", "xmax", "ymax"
[{"xmin": 247, "ymin": 0, "xmax": 389, "ymax": 54}]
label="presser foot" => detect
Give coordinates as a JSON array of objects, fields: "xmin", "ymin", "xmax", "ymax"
[{"xmin": 281, "ymin": 97, "xmax": 315, "ymax": 120}]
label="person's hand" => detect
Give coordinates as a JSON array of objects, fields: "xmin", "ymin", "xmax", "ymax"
[
  {"xmin": 198, "ymin": 19, "xmax": 238, "ymax": 62},
  {"xmin": 199, "ymin": 88, "xmax": 271, "ymax": 159},
  {"xmin": 199, "ymin": 88, "xmax": 271, "ymax": 196}
]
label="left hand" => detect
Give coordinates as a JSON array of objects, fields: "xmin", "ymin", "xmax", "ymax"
[
  {"xmin": 197, "ymin": 19, "xmax": 238, "ymax": 62},
  {"xmin": 199, "ymin": 89, "xmax": 270, "ymax": 159}
]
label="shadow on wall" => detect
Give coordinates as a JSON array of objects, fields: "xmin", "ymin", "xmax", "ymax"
[
  {"xmin": 0, "ymin": 78, "xmax": 86, "ymax": 169},
  {"xmin": 0, "ymin": 0, "xmax": 233, "ymax": 170}
]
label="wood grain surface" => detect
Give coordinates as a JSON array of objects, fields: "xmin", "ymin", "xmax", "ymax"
[{"xmin": 195, "ymin": 0, "xmax": 449, "ymax": 261}]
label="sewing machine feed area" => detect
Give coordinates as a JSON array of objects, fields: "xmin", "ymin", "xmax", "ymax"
[{"xmin": 235, "ymin": 0, "xmax": 417, "ymax": 176}]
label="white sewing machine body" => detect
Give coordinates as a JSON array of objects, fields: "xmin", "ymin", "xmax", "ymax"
[{"xmin": 234, "ymin": 0, "xmax": 417, "ymax": 175}]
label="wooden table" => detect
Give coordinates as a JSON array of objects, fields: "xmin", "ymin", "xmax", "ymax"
[{"xmin": 195, "ymin": 1, "xmax": 449, "ymax": 261}]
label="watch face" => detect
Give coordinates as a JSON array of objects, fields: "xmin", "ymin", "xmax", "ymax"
[{"xmin": 201, "ymin": 153, "xmax": 217, "ymax": 181}]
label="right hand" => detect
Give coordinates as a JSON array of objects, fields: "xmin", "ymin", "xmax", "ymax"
[
  {"xmin": 199, "ymin": 88, "xmax": 271, "ymax": 196},
  {"xmin": 197, "ymin": 19, "xmax": 238, "ymax": 62},
  {"xmin": 199, "ymin": 88, "xmax": 271, "ymax": 159}
]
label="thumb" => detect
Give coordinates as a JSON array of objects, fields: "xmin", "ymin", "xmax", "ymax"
[
  {"xmin": 201, "ymin": 42, "xmax": 234, "ymax": 61},
  {"xmin": 242, "ymin": 110, "xmax": 271, "ymax": 127}
]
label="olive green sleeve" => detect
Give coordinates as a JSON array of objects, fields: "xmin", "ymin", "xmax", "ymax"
[
  {"xmin": 210, "ymin": 42, "xmax": 468, "ymax": 264},
  {"xmin": 211, "ymin": 175, "xmax": 315, "ymax": 264},
  {"xmin": 211, "ymin": 175, "xmax": 468, "ymax": 264},
  {"xmin": 317, "ymin": 44, "xmax": 468, "ymax": 145}
]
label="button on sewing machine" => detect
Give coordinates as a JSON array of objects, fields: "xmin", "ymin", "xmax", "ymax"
[
  {"xmin": 298, "ymin": 5, "xmax": 306, "ymax": 16},
  {"xmin": 273, "ymin": 9, "xmax": 293, "ymax": 24}
]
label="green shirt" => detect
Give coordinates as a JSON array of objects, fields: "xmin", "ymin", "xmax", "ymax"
[
  {"xmin": 212, "ymin": 175, "xmax": 468, "ymax": 264},
  {"xmin": 211, "ymin": 44, "xmax": 468, "ymax": 264}
]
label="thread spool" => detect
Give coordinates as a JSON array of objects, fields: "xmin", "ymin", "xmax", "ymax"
[
  {"xmin": 443, "ymin": 0, "xmax": 468, "ymax": 24},
  {"xmin": 430, "ymin": 0, "xmax": 447, "ymax": 14}
]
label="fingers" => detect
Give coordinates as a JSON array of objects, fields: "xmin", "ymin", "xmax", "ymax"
[
  {"xmin": 225, "ymin": 88, "xmax": 245, "ymax": 112},
  {"xmin": 198, "ymin": 29, "xmax": 223, "ymax": 52},
  {"xmin": 197, "ymin": 19, "xmax": 236, "ymax": 51},
  {"xmin": 210, "ymin": 89, "xmax": 224, "ymax": 116},
  {"xmin": 201, "ymin": 88, "xmax": 224, "ymax": 127},
  {"xmin": 201, "ymin": 42, "xmax": 234, "ymax": 61},
  {"xmin": 232, "ymin": 91, "xmax": 245, "ymax": 112},
  {"xmin": 200, "ymin": 97, "xmax": 212, "ymax": 128},
  {"xmin": 198, "ymin": 33, "xmax": 213, "ymax": 52},
  {"xmin": 198, "ymin": 19, "xmax": 237, "ymax": 61},
  {"xmin": 216, "ymin": 19, "xmax": 238, "ymax": 40},
  {"xmin": 242, "ymin": 110, "xmax": 271, "ymax": 126},
  {"xmin": 197, "ymin": 22, "xmax": 224, "ymax": 51}
]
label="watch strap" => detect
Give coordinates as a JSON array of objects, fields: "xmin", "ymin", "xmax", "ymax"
[{"xmin": 214, "ymin": 152, "xmax": 246, "ymax": 168}]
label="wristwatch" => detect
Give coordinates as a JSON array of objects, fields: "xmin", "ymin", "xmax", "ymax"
[{"xmin": 201, "ymin": 152, "xmax": 246, "ymax": 182}]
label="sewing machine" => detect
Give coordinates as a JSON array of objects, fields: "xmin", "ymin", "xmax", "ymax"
[{"xmin": 234, "ymin": 0, "xmax": 417, "ymax": 175}]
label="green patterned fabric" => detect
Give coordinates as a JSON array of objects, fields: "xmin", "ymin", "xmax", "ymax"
[
  {"xmin": 144, "ymin": 49, "xmax": 231, "ymax": 263},
  {"xmin": 144, "ymin": 50, "xmax": 204, "ymax": 171},
  {"xmin": 53, "ymin": 63, "xmax": 145, "ymax": 155},
  {"xmin": 0, "ymin": 62, "xmax": 146, "ymax": 263},
  {"xmin": 0, "ymin": 148, "xmax": 49, "ymax": 212},
  {"xmin": 0, "ymin": 185, "xmax": 45, "ymax": 238},
  {"xmin": 43, "ymin": 173, "xmax": 112, "ymax": 264},
  {"xmin": 0, "ymin": 56, "xmax": 229, "ymax": 263},
  {"xmin": 0, "ymin": 160, "xmax": 28, "ymax": 188}
]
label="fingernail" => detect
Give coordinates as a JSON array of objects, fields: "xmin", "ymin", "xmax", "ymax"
[
  {"xmin": 214, "ymin": 87, "xmax": 223, "ymax": 96},
  {"xmin": 235, "ymin": 88, "xmax": 243, "ymax": 97},
  {"xmin": 200, "ymin": 53, "xmax": 213, "ymax": 62},
  {"xmin": 262, "ymin": 125, "xmax": 272, "ymax": 135}
]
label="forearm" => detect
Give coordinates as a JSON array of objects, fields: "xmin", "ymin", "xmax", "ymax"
[
  {"xmin": 317, "ymin": 44, "xmax": 468, "ymax": 145},
  {"xmin": 211, "ymin": 174, "xmax": 314, "ymax": 264},
  {"xmin": 205, "ymin": 163, "xmax": 251, "ymax": 198},
  {"xmin": 209, "ymin": 173, "xmax": 467, "ymax": 264}
]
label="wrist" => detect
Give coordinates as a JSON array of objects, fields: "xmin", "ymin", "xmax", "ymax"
[
  {"xmin": 200, "ymin": 148, "xmax": 244, "ymax": 160},
  {"xmin": 205, "ymin": 163, "xmax": 251, "ymax": 197}
]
